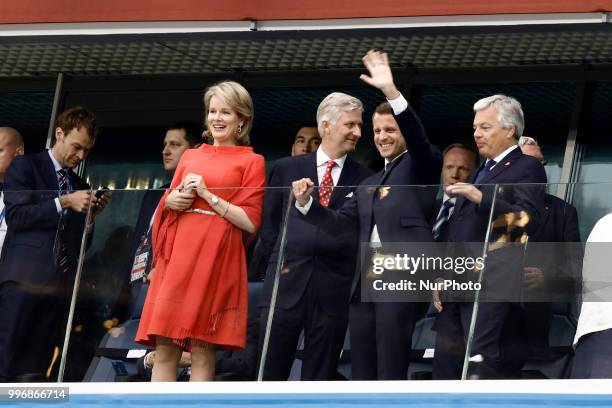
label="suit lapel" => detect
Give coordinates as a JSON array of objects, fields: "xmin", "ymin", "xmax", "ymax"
[
  {"xmin": 378, "ymin": 153, "xmax": 405, "ymax": 186},
  {"xmin": 456, "ymin": 146, "xmax": 522, "ymax": 212},
  {"xmin": 301, "ymin": 153, "xmax": 320, "ymax": 203},
  {"xmin": 40, "ymin": 151, "xmax": 60, "ymax": 190},
  {"xmin": 478, "ymin": 146, "xmax": 521, "ymax": 185},
  {"xmin": 328, "ymin": 156, "xmax": 358, "ymax": 208}
]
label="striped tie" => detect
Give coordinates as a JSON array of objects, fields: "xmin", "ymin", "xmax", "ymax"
[
  {"xmin": 319, "ymin": 160, "xmax": 336, "ymax": 207},
  {"xmin": 57, "ymin": 169, "xmax": 70, "ymax": 273},
  {"xmin": 432, "ymin": 199, "xmax": 454, "ymax": 241}
]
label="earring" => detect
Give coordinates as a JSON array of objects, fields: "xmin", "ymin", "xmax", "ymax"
[{"xmin": 238, "ymin": 124, "xmax": 242, "ymax": 134}]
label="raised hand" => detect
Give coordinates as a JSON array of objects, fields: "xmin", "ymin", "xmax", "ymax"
[{"xmin": 360, "ymin": 50, "xmax": 400, "ymax": 100}]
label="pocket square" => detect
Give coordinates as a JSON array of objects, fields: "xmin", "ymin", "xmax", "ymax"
[{"xmin": 345, "ymin": 192, "xmax": 354, "ymax": 198}]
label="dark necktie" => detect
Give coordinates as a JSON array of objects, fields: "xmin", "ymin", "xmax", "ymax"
[
  {"xmin": 319, "ymin": 160, "xmax": 336, "ymax": 207},
  {"xmin": 57, "ymin": 169, "xmax": 70, "ymax": 273},
  {"xmin": 432, "ymin": 199, "xmax": 454, "ymax": 241},
  {"xmin": 474, "ymin": 160, "xmax": 496, "ymax": 184},
  {"xmin": 58, "ymin": 169, "xmax": 69, "ymax": 193}
]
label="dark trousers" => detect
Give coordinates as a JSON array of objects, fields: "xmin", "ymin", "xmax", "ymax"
[
  {"xmin": 0, "ymin": 281, "xmax": 68, "ymax": 382},
  {"xmin": 571, "ymin": 328, "xmax": 612, "ymax": 379},
  {"xmin": 432, "ymin": 302, "xmax": 527, "ymax": 380},
  {"xmin": 259, "ymin": 286, "xmax": 348, "ymax": 381},
  {"xmin": 349, "ymin": 301, "xmax": 420, "ymax": 380}
]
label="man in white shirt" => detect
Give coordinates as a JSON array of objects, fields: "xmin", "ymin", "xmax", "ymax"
[{"xmin": 0, "ymin": 127, "xmax": 24, "ymax": 253}]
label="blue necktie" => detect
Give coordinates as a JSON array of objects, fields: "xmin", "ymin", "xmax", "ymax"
[
  {"xmin": 57, "ymin": 169, "xmax": 70, "ymax": 273},
  {"xmin": 474, "ymin": 160, "xmax": 496, "ymax": 184},
  {"xmin": 432, "ymin": 199, "xmax": 454, "ymax": 241}
]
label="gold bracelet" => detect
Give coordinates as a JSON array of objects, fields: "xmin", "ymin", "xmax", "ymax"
[{"xmin": 221, "ymin": 201, "xmax": 230, "ymax": 218}]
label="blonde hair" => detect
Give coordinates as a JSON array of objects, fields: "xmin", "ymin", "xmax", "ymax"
[{"xmin": 203, "ymin": 81, "xmax": 254, "ymax": 146}]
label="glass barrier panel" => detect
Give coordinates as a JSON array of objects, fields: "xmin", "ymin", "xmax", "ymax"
[
  {"xmin": 460, "ymin": 182, "xmax": 599, "ymax": 381},
  {"xmin": 5, "ymin": 181, "xmax": 612, "ymax": 383},
  {"xmin": 0, "ymin": 189, "xmax": 90, "ymax": 383},
  {"xmin": 60, "ymin": 186, "xmax": 276, "ymax": 382}
]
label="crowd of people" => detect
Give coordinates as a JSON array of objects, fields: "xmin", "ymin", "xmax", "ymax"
[{"xmin": 0, "ymin": 50, "xmax": 607, "ymax": 383}]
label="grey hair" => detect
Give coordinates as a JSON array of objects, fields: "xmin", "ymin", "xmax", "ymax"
[
  {"xmin": 473, "ymin": 94, "xmax": 524, "ymax": 138},
  {"xmin": 316, "ymin": 92, "xmax": 363, "ymax": 137}
]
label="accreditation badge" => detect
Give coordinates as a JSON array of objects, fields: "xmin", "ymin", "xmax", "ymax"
[{"xmin": 131, "ymin": 234, "xmax": 152, "ymax": 283}]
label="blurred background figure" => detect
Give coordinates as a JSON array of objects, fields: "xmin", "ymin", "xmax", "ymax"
[
  {"xmin": 0, "ymin": 127, "xmax": 24, "ymax": 252},
  {"xmin": 291, "ymin": 125, "xmax": 321, "ymax": 156}
]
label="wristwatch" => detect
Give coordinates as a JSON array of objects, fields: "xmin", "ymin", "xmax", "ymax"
[{"xmin": 210, "ymin": 194, "xmax": 220, "ymax": 206}]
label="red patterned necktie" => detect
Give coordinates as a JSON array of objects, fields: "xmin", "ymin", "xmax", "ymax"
[{"xmin": 319, "ymin": 160, "xmax": 336, "ymax": 207}]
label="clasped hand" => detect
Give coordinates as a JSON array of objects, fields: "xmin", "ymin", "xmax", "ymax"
[
  {"xmin": 60, "ymin": 190, "xmax": 110, "ymax": 219},
  {"xmin": 292, "ymin": 178, "xmax": 315, "ymax": 207},
  {"xmin": 165, "ymin": 173, "xmax": 208, "ymax": 211}
]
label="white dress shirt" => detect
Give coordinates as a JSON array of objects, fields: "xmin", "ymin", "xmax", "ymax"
[
  {"xmin": 48, "ymin": 150, "xmax": 68, "ymax": 214},
  {"xmin": 574, "ymin": 213, "xmax": 612, "ymax": 345},
  {"xmin": 487, "ymin": 144, "xmax": 519, "ymax": 170}
]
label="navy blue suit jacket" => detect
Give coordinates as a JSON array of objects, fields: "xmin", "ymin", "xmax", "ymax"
[
  {"xmin": 130, "ymin": 184, "xmax": 167, "ymax": 261},
  {"xmin": 447, "ymin": 147, "xmax": 546, "ymax": 244},
  {"xmin": 259, "ymin": 152, "xmax": 373, "ymax": 317},
  {"xmin": 303, "ymin": 106, "xmax": 442, "ymax": 299},
  {"xmin": 0, "ymin": 151, "xmax": 90, "ymax": 287},
  {"xmin": 446, "ymin": 147, "xmax": 547, "ymax": 299}
]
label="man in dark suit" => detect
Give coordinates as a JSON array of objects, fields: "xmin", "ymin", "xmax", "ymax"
[
  {"xmin": 126, "ymin": 122, "xmax": 202, "ymax": 313},
  {"xmin": 0, "ymin": 106, "xmax": 107, "ymax": 382},
  {"xmin": 292, "ymin": 50, "xmax": 442, "ymax": 380},
  {"xmin": 431, "ymin": 144, "xmax": 478, "ymax": 312},
  {"xmin": 431, "ymin": 144, "xmax": 478, "ymax": 244},
  {"xmin": 517, "ymin": 136, "xmax": 581, "ymax": 356},
  {"xmin": 0, "ymin": 127, "xmax": 25, "ymax": 253},
  {"xmin": 258, "ymin": 91, "xmax": 373, "ymax": 380},
  {"xmin": 432, "ymin": 95, "xmax": 547, "ymax": 380}
]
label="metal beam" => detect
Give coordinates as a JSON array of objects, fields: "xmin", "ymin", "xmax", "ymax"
[
  {"xmin": 557, "ymin": 81, "xmax": 588, "ymax": 200},
  {"xmin": 45, "ymin": 72, "xmax": 64, "ymax": 149}
]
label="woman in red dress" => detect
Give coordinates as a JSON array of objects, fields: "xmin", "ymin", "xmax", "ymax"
[{"xmin": 135, "ymin": 81, "xmax": 266, "ymax": 381}]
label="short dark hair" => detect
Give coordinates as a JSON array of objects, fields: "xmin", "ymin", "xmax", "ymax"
[
  {"xmin": 443, "ymin": 143, "xmax": 479, "ymax": 169},
  {"xmin": 372, "ymin": 102, "xmax": 393, "ymax": 120},
  {"xmin": 55, "ymin": 106, "xmax": 99, "ymax": 141},
  {"xmin": 167, "ymin": 121, "xmax": 203, "ymax": 147},
  {"xmin": 292, "ymin": 124, "xmax": 319, "ymax": 141}
]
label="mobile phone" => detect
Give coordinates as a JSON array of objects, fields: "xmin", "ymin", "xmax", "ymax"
[{"xmin": 95, "ymin": 187, "xmax": 110, "ymax": 198}]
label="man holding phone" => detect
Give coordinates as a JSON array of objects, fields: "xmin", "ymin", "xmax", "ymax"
[{"xmin": 0, "ymin": 106, "xmax": 108, "ymax": 382}]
